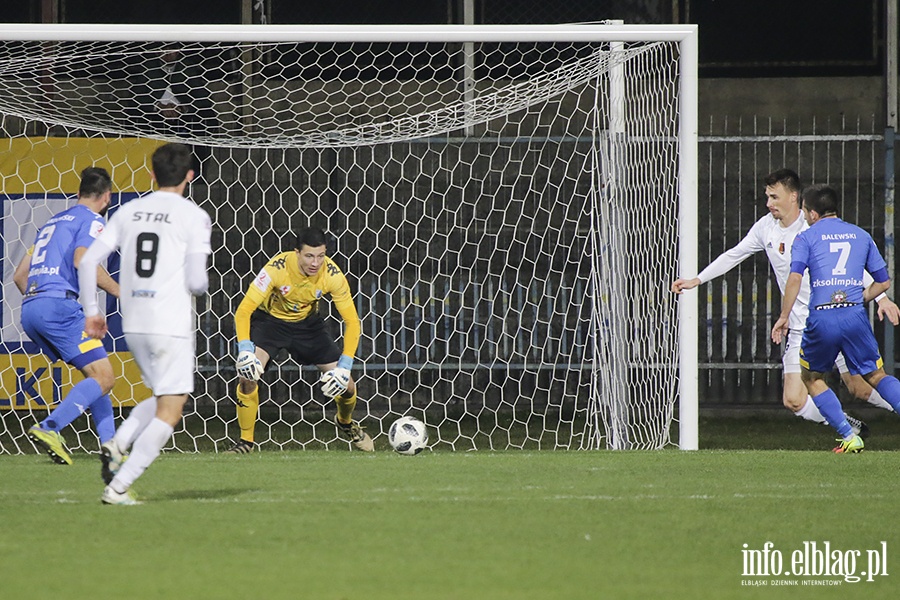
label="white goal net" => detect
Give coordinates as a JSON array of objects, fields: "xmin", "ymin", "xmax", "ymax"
[{"xmin": 0, "ymin": 24, "xmax": 698, "ymax": 453}]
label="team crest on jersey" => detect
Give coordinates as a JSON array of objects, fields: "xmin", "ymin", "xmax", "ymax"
[
  {"xmin": 280, "ymin": 285, "xmax": 291, "ymax": 295},
  {"xmin": 778, "ymin": 242, "xmax": 785, "ymax": 254},
  {"xmin": 270, "ymin": 257, "xmax": 287, "ymax": 270},
  {"xmin": 90, "ymin": 220, "xmax": 105, "ymax": 238},
  {"xmin": 253, "ymin": 269, "xmax": 272, "ymax": 292},
  {"xmin": 831, "ymin": 290, "xmax": 848, "ymax": 304}
]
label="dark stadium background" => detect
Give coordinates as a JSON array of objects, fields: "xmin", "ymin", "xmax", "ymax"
[{"xmin": 0, "ymin": 0, "xmax": 885, "ymax": 77}]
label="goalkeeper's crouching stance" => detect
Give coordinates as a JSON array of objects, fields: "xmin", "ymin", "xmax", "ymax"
[{"xmin": 228, "ymin": 227, "xmax": 373, "ymax": 453}]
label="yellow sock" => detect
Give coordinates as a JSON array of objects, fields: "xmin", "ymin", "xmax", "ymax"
[
  {"xmin": 236, "ymin": 386, "xmax": 259, "ymax": 443},
  {"xmin": 335, "ymin": 390, "xmax": 357, "ymax": 424}
]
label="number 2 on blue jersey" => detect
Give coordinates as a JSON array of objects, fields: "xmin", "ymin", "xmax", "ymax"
[{"xmin": 31, "ymin": 225, "xmax": 57, "ymax": 265}]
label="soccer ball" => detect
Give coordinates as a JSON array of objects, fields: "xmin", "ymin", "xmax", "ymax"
[{"xmin": 388, "ymin": 416, "xmax": 428, "ymax": 455}]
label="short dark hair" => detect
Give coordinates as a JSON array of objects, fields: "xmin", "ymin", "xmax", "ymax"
[
  {"xmin": 764, "ymin": 168, "xmax": 802, "ymax": 194},
  {"xmin": 152, "ymin": 143, "xmax": 193, "ymax": 187},
  {"xmin": 79, "ymin": 167, "xmax": 112, "ymax": 198},
  {"xmin": 801, "ymin": 184, "xmax": 840, "ymax": 217},
  {"xmin": 296, "ymin": 227, "xmax": 328, "ymax": 250}
]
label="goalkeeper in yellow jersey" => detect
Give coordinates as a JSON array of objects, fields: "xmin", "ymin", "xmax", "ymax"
[{"xmin": 227, "ymin": 227, "xmax": 373, "ymax": 453}]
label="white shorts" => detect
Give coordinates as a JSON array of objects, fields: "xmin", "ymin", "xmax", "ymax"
[
  {"xmin": 782, "ymin": 329, "xmax": 848, "ymax": 374},
  {"xmin": 125, "ymin": 332, "xmax": 196, "ymax": 395}
]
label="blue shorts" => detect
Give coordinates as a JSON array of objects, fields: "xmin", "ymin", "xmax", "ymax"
[
  {"xmin": 21, "ymin": 297, "xmax": 108, "ymax": 370},
  {"xmin": 800, "ymin": 306, "xmax": 882, "ymax": 375}
]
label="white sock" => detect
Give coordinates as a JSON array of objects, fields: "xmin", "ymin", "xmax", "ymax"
[
  {"xmin": 110, "ymin": 417, "xmax": 173, "ymax": 494},
  {"xmin": 794, "ymin": 396, "xmax": 827, "ymax": 423},
  {"xmin": 866, "ymin": 389, "xmax": 893, "ymax": 411},
  {"xmin": 113, "ymin": 396, "xmax": 158, "ymax": 452}
]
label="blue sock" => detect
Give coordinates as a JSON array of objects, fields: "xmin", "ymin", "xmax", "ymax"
[
  {"xmin": 875, "ymin": 376, "xmax": 900, "ymax": 414},
  {"xmin": 41, "ymin": 378, "xmax": 103, "ymax": 433},
  {"xmin": 89, "ymin": 394, "xmax": 115, "ymax": 444},
  {"xmin": 810, "ymin": 389, "xmax": 853, "ymax": 438}
]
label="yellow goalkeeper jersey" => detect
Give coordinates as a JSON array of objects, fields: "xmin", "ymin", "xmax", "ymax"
[{"xmin": 235, "ymin": 251, "xmax": 361, "ymax": 358}]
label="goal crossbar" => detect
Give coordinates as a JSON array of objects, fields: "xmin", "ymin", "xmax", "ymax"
[{"xmin": 0, "ymin": 23, "xmax": 697, "ymax": 43}]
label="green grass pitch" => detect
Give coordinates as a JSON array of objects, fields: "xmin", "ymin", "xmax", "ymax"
[{"xmin": 3, "ymin": 441, "xmax": 899, "ymax": 600}]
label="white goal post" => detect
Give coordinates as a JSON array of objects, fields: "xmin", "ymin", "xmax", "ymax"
[{"xmin": 0, "ymin": 23, "xmax": 698, "ymax": 452}]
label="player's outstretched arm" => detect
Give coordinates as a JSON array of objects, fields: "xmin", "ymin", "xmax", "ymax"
[
  {"xmin": 671, "ymin": 277, "xmax": 701, "ymax": 294},
  {"xmin": 676, "ymin": 230, "xmax": 763, "ymax": 294}
]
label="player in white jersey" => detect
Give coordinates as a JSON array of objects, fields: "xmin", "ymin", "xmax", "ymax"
[
  {"xmin": 78, "ymin": 143, "xmax": 212, "ymax": 505},
  {"xmin": 672, "ymin": 168, "xmax": 899, "ymax": 436}
]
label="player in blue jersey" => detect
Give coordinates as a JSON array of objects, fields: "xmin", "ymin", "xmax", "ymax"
[
  {"xmin": 772, "ymin": 184, "xmax": 900, "ymax": 453},
  {"xmin": 13, "ymin": 167, "xmax": 121, "ymax": 465}
]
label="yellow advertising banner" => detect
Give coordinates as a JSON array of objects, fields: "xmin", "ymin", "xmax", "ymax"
[
  {"xmin": 0, "ymin": 136, "xmax": 162, "ymax": 194},
  {"xmin": 0, "ymin": 352, "xmax": 150, "ymax": 410},
  {"xmin": 2, "ymin": 137, "xmax": 164, "ymax": 409}
]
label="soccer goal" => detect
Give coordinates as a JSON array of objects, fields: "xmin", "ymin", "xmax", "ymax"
[{"xmin": 0, "ymin": 23, "xmax": 698, "ymax": 453}]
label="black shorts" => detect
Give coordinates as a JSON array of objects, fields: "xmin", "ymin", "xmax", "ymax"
[{"xmin": 250, "ymin": 310, "xmax": 342, "ymax": 367}]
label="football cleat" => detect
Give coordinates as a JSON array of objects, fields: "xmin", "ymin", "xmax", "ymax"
[
  {"xmin": 844, "ymin": 414, "xmax": 870, "ymax": 440},
  {"xmin": 101, "ymin": 486, "xmax": 141, "ymax": 505},
  {"xmin": 225, "ymin": 439, "xmax": 255, "ymax": 454},
  {"xmin": 27, "ymin": 425, "xmax": 72, "ymax": 465},
  {"xmin": 833, "ymin": 435, "xmax": 865, "ymax": 454},
  {"xmin": 334, "ymin": 417, "xmax": 374, "ymax": 452},
  {"xmin": 100, "ymin": 440, "xmax": 127, "ymax": 485}
]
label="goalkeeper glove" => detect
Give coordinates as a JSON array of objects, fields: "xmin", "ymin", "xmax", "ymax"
[
  {"xmin": 236, "ymin": 340, "xmax": 263, "ymax": 381},
  {"xmin": 320, "ymin": 355, "xmax": 353, "ymax": 397}
]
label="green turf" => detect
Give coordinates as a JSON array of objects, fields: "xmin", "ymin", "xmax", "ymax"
[
  {"xmin": 699, "ymin": 410, "xmax": 900, "ymax": 450},
  {"xmin": 3, "ymin": 448, "xmax": 898, "ymax": 600}
]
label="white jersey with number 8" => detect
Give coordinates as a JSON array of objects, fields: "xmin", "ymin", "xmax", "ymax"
[{"xmin": 96, "ymin": 191, "xmax": 212, "ymax": 338}]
